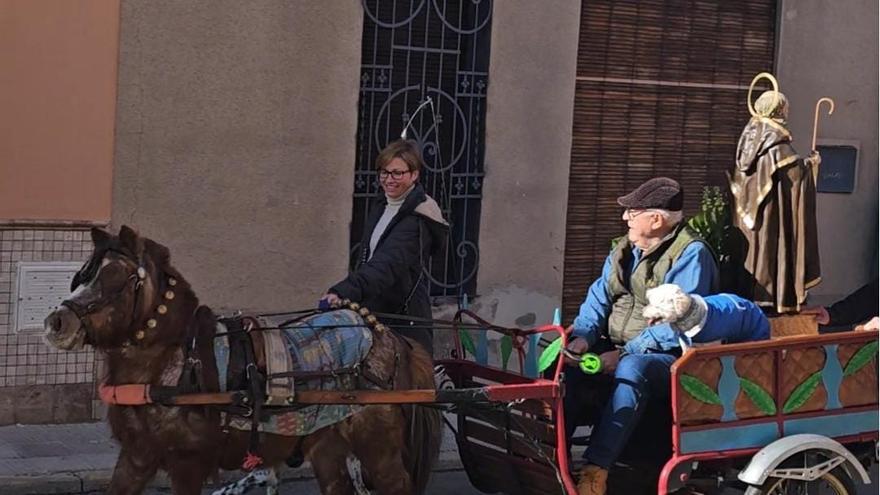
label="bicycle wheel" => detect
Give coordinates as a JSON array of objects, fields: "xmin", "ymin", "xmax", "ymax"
[{"xmin": 743, "ymin": 449, "xmax": 856, "ymax": 495}]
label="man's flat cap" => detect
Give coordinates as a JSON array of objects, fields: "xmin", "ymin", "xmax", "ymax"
[{"xmin": 617, "ymin": 177, "xmax": 683, "ymax": 211}]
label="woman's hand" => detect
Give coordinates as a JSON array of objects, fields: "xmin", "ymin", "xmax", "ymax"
[{"xmin": 319, "ymin": 293, "xmax": 342, "ymax": 309}]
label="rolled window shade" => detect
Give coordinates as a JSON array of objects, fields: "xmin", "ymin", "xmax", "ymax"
[{"xmin": 563, "ymin": 0, "xmax": 777, "ymax": 321}]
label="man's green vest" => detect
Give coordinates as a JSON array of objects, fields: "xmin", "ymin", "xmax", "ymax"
[{"xmin": 606, "ymin": 223, "xmax": 713, "ymax": 345}]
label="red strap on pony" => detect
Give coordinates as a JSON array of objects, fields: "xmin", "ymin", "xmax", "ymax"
[
  {"xmin": 242, "ymin": 451, "xmax": 263, "ymax": 471},
  {"xmin": 98, "ymin": 383, "xmax": 153, "ymax": 405}
]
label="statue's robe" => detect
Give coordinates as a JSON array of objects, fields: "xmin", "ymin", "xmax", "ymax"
[{"xmin": 729, "ymin": 116, "xmax": 821, "ymax": 313}]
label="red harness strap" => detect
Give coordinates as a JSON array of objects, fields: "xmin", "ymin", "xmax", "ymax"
[{"xmin": 98, "ymin": 383, "xmax": 153, "ymax": 405}]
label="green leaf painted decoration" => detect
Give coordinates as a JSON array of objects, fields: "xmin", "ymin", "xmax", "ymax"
[
  {"xmin": 739, "ymin": 377, "xmax": 776, "ymax": 415},
  {"xmin": 843, "ymin": 340, "xmax": 879, "ymax": 377},
  {"xmin": 538, "ymin": 338, "xmax": 563, "ymax": 373},
  {"xmin": 459, "ymin": 330, "xmax": 476, "ymax": 357},
  {"xmin": 783, "ymin": 371, "xmax": 822, "ymax": 414},
  {"xmin": 680, "ymin": 374, "xmax": 722, "ymax": 405},
  {"xmin": 500, "ymin": 335, "xmax": 513, "ymax": 371}
]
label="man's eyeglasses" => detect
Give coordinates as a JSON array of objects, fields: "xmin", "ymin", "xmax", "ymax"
[
  {"xmin": 379, "ymin": 169, "xmax": 412, "ymax": 180},
  {"xmin": 623, "ymin": 209, "xmax": 650, "ymax": 220}
]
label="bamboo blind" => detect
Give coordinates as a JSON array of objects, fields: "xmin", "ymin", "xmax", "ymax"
[{"xmin": 562, "ymin": 0, "xmax": 777, "ymax": 320}]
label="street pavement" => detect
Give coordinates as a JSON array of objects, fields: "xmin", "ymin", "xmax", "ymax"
[
  {"xmin": 0, "ymin": 420, "xmax": 471, "ymax": 495},
  {"xmin": 1, "ymin": 420, "xmax": 876, "ymax": 494},
  {"xmin": 137, "ymin": 471, "xmax": 481, "ymax": 494}
]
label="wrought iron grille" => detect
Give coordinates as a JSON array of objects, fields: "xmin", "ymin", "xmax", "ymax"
[{"xmin": 351, "ymin": 0, "xmax": 492, "ymax": 298}]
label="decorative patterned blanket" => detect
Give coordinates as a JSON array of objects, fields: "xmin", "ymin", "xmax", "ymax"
[{"xmin": 216, "ymin": 309, "xmax": 375, "ymax": 436}]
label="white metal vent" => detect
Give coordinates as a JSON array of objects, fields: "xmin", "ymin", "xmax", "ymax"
[{"xmin": 13, "ymin": 262, "xmax": 82, "ymax": 333}]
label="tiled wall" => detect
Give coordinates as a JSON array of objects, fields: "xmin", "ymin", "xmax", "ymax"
[{"xmin": 0, "ymin": 226, "xmax": 100, "ymax": 423}]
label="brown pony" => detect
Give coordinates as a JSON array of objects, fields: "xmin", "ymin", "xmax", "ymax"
[{"xmin": 43, "ymin": 226, "xmax": 441, "ymax": 495}]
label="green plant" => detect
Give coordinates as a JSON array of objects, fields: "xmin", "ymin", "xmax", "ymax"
[{"xmin": 687, "ymin": 186, "xmax": 730, "ymax": 263}]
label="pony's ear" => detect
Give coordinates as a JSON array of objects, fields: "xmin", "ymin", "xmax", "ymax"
[
  {"xmin": 143, "ymin": 238, "xmax": 171, "ymax": 268},
  {"xmin": 118, "ymin": 225, "xmax": 144, "ymax": 257},
  {"xmin": 90, "ymin": 227, "xmax": 112, "ymax": 248}
]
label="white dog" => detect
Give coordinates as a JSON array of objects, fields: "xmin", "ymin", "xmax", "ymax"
[{"xmin": 643, "ymin": 284, "xmax": 769, "ymax": 344}]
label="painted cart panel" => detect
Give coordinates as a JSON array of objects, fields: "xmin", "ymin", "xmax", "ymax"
[{"xmin": 671, "ymin": 330, "xmax": 879, "ymax": 456}]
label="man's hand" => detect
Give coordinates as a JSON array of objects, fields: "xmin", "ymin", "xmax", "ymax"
[
  {"xmin": 802, "ymin": 306, "xmax": 831, "ymax": 325},
  {"xmin": 599, "ymin": 349, "xmax": 621, "ymax": 374},
  {"xmin": 564, "ymin": 337, "xmax": 589, "ymax": 366},
  {"xmin": 855, "ymin": 316, "xmax": 879, "ymax": 332}
]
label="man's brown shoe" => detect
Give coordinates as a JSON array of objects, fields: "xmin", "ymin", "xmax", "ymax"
[{"xmin": 577, "ymin": 464, "xmax": 608, "ymax": 495}]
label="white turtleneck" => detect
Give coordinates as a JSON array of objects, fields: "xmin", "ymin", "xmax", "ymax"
[{"xmin": 369, "ymin": 185, "xmax": 415, "ymax": 260}]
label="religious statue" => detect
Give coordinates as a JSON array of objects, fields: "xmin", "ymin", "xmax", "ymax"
[{"xmin": 729, "ymin": 73, "xmax": 824, "ymax": 314}]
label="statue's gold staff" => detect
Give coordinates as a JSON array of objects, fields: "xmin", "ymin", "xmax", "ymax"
[{"xmin": 812, "ymin": 97, "xmax": 835, "ymax": 151}]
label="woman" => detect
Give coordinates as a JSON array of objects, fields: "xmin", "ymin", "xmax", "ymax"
[{"xmin": 321, "ymin": 139, "xmax": 448, "ymax": 354}]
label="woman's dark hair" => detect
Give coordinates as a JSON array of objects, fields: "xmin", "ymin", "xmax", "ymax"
[{"xmin": 375, "ymin": 139, "xmax": 424, "ymax": 173}]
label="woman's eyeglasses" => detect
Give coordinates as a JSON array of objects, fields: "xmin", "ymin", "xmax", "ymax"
[{"xmin": 379, "ymin": 169, "xmax": 412, "ymax": 180}]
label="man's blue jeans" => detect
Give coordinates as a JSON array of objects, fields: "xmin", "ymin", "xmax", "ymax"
[{"xmin": 563, "ymin": 352, "xmax": 677, "ymax": 469}]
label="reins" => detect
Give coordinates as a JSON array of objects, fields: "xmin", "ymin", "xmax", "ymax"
[{"xmin": 213, "ymin": 308, "xmax": 527, "ymax": 338}]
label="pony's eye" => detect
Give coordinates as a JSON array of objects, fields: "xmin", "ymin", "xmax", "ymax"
[{"xmin": 98, "ymin": 264, "xmax": 130, "ymax": 290}]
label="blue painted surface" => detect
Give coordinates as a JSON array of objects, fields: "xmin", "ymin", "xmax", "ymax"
[
  {"xmin": 463, "ymin": 295, "xmax": 489, "ymax": 365},
  {"xmin": 524, "ymin": 334, "xmax": 539, "ymax": 377},
  {"xmin": 718, "ymin": 355, "xmax": 740, "ymax": 422},
  {"xmin": 475, "ymin": 333, "xmax": 488, "ymax": 365},
  {"xmin": 785, "ymin": 410, "xmax": 878, "ymax": 437},
  {"xmin": 213, "ymin": 334, "xmax": 230, "ymax": 392},
  {"xmin": 524, "ymin": 308, "xmax": 560, "ymax": 378},
  {"xmin": 821, "ymin": 344, "xmax": 843, "ymax": 410},
  {"xmin": 681, "ymin": 422, "xmax": 779, "ymax": 453}
]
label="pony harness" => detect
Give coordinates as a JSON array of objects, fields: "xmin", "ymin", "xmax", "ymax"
[{"xmin": 215, "ymin": 309, "xmax": 384, "ymax": 436}]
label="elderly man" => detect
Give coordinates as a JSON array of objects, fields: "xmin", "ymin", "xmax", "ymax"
[{"xmin": 564, "ymin": 177, "xmax": 718, "ymax": 495}]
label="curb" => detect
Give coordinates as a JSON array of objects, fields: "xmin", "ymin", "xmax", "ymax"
[{"xmin": 0, "ymin": 453, "xmax": 463, "ymax": 495}]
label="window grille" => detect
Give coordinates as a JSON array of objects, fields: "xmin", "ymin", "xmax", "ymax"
[{"xmin": 352, "ymin": 0, "xmax": 493, "ymax": 298}]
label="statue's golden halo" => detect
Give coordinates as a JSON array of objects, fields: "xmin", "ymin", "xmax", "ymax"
[{"xmin": 747, "ymin": 72, "xmax": 779, "ymax": 118}]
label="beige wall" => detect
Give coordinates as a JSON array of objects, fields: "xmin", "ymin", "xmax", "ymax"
[
  {"xmin": 777, "ymin": 0, "xmax": 879, "ymax": 304},
  {"xmin": 0, "ymin": 0, "xmax": 118, "ymax": 222},
  {"xmin": 473, "ymin": 1, "xmax": 581, "ymax": 328},
  {"xmin": 112, "ymin": 1, "xmax": 363, "ymax": 312}
]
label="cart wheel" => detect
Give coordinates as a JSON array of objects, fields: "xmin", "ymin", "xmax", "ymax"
[{"xmin": 744, "ymin": 449, "xmax": 857, "ymax": 495}]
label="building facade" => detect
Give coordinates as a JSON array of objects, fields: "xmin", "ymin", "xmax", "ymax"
[{"xmin": 1, "ymin": 0, "xmax": 876, "ymax": 424}]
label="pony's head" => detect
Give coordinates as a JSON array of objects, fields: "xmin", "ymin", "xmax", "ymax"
[{"xmin": 44, "ymin": 226, "xmax": 193, "ymax": 352}]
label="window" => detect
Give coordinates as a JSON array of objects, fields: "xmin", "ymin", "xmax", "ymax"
[
  {"xmin": 352, "ymin": 0, "xmax": 493, "ymax": 298},
  {"xmin": 563, "ymin": 0, "xmax": 778, "ymax": 318}
]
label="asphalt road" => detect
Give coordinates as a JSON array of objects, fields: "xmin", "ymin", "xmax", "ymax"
[
  {"xmin": 142, "ymin": 470, "xmax": 482, "ymax": 494},
  {"xmin": 139, "ymin": 464, "xmax": 879, "ymax": 495}
]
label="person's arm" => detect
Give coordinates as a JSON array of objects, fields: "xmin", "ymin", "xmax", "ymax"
[
  {"xmin": 623, "ymin": 242, "xmax": 718, "ymax": 354},
  {"xmin": 664, "ymin": 242, "xmax": 718, "ymax": 296},
  {"xmin": 329, "ymin": 216, "xmax": 419, "ymax": 303},
  {"xmin": 571, "ymin": 255, "xmax": 614, "ymax": 348},
  {"xmin": 825, "ymin": 279, "xmax": 879, "ymax": 327}
]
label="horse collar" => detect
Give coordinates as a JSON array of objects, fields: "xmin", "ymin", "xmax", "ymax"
[{"xmin": 125, "ymin": 274, "xmax": 179, "ymax": 348}]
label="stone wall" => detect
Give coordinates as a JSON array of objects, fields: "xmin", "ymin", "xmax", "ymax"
[
  {"xmin": 0, "ymin": 227, "xmax": 98, "ymax": 424},
  {"xmin": 778, "ymin": 0, "xmax": 879, "ymax": 304}
]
